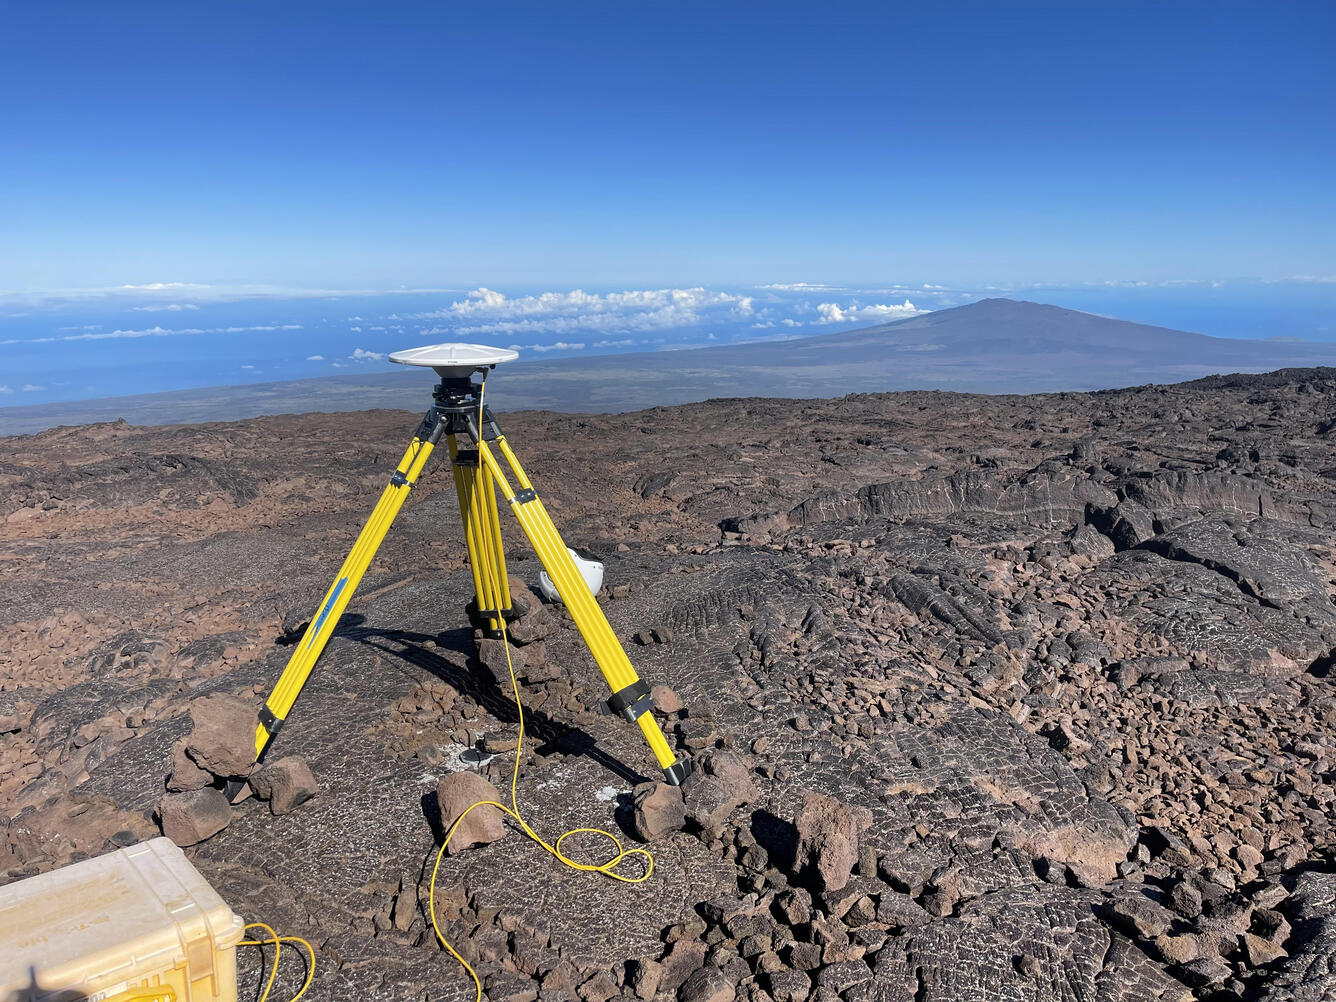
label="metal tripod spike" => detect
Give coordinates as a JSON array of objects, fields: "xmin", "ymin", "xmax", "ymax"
[{"xmin": 250, "ymin": 342, "xmax": 692, "ymax": 788}]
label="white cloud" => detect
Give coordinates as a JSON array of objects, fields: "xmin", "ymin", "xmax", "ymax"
[
  {"xmin": 815, "ymin": 300, "xmax": 927, "ymax": 325},
  {"xmin": 413, "ymin": 287, "xmax": 754, "ymax": 338},
  {"xmin": 756, "ymin": 282, "xmax": 840, "ymax": 290},
  {"xmin": 0, "ymin": 385, "xmax": 11, "ymax": 394},
  {"xmin": 4, "ymin": 324, "xmax": 199, "ymax": 344},
  {"xmin": 349, "ymin": 348, "xmax": 386, "ymax": 361},
  {"xmin": 0, "ymin": 323, "xmax": 301, "ymax": 346},
  {"xmin": 131, "ymin": 303, "xmax": 199, "ymax": 312},
  {"xmin": 306, "ymin": 354, "xmax": 325, "ymax": 361},
  {"xmin": 21, "ymin": 384, "xmax": 44, "ymax": 392},
  {"xmin": 592, "ymin": 338, "xmax": 636, "ymax": 348},
  {"xmin": 505, "ymin": 341, "xmax": 585, "ymax": 353}
]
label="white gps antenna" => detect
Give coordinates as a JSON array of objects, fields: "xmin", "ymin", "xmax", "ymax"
[
  {"xmin": 388, "ymin": 340, "xmax": 604, "ymax": 601},
  {"xmin": 388, "ymin": 342, "xmax": 519, "ymax": 378}
]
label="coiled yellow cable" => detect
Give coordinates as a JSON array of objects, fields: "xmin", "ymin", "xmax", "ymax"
[
  {"xmin": 427, "ymin": 377, "xmax": 656, "ymax": 1002},
  {"xmin": 239, "ymin": 922, "xmax": 316, "ymax": 1002}
]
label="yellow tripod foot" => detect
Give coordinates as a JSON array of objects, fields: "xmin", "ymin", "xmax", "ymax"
[{"xmin": 471, "ymin": 431, "xmax": 690, "ymax": 787}]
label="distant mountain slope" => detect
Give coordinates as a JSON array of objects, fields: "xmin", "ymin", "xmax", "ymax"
[
  {"xmin": 3, "ymin": 298, "xmax": 1333, "ymax": 433},
  {"xmin": 692, "ymin": 297, "xmax": 1333, "ymax": 387}
]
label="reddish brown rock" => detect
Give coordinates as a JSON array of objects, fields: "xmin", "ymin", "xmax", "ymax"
[
  {"xmin": 477, "ymin": 636, "xmax": 546, "ymax": 686},
  {"xmin": 683, "ymin": 752, "xmax": 757, "ymax": 830},
  {"xmin": 651, "ymin": 684, "xmax": 685, "ymax": 714},
  {"xmin": 504, "ymin": 577, "xmax": 557, "ymax": 645},
  {"xmin": 8, "ymin": 794, "xmax": 156, "ymax": 864},
  {"xmin": 166, "ymin": 737, "xmax": 211, "ymax": 792},
  {"xmin": 628, "ymin": 958, "xmax": 663, "ymax": 1000},
  {"xmin": 184, "ymin": 692, "xmax": 257, "ymax": 778},
  {"xmin": 436, "ymin": 771, "xmax": 507, "ymax": 853},
  {"xmin": 159, "ymin": 788, "xmax": 231, "ymax": 846},
  {"xmin": 631, "ymin": 781, "xmax": 686, "ymax": 842},
  {"xmin": 794, "ymin": 790, "xmax": 872, "ymax": 891},
  {"xmin": 249, "ymin": 755, "xmax": 319, "ymax": 815}
]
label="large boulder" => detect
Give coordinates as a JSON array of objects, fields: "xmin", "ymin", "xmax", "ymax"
[
  {"xmin": 436, "ymin": 771, "xmax": 508, "ymax": 853},
  {"xmin": 159, "ymin": 788, "xmax": 231, "ymax": 846},
  {"xmin": 184, "ymin": 693, "xmax": 257, "ymax": 779},
  {"xmin": 794, "ymin": 790, "xmax": 872, "ymax": 891}
]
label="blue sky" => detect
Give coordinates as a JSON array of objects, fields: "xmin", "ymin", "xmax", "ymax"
[
  {"xmin": 1, "ymin": 2, "xmax": 1333, "ymax": 407},
  {"xmin": 2, "ymin": 1, "xmax": 1333, "ymax": 291}
]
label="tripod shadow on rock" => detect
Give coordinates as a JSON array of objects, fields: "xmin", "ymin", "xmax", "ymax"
[{"xmin": 345, "ymin": 621, "xmax": 650, "ymax": 790}]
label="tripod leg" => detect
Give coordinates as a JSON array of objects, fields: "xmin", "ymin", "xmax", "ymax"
[
  {"xmin": 475, "ymin": 433, "xmax": 690, "ymax": 786},
  {"xmin": 448, "ymin": 435, "xmax": 498, "ymax": 633},
  {"xmin": 449, "ymin": 437, "xmax": 512, "ymax": 633},
  {"xmin": 481, "ymin": 462, "xmax": 513, "ymax": 614},
  {"xmin": 254, "ymin": 412, "xmax": 443, "ymax": 758}
]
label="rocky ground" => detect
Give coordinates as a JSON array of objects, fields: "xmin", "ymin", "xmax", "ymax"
[{"xmin": 5, "ymin": 368, "xmax": 1336, "ymax": 1001}]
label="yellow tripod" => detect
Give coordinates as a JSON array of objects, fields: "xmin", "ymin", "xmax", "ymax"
[{"xmin": 252, "ymin": 357, "xmax": 690, "ymax": 787}]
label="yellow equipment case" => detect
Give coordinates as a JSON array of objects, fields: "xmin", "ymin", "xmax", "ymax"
[{"xmin": 0, "ymin": 837, "xmax": 244, "ymax": 1002}]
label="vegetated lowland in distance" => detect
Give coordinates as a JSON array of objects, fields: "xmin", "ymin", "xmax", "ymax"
[
  {"xmin": 3, "ymin": 297, "xmax": 1336, "ymax": 435},
  {"xmin": 4, "ymin": 352, "xmax": 1336, "ymax": 999}
]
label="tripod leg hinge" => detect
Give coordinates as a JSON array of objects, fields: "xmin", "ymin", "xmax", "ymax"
[
  {"xmin": 415, "ymin": 410, "xmax": 441, "ymax": 440},
  {"xmin": 662, "ymin": 760, "xmax": 694, "ymax": 786},
  {"xmin": 478, "ymin": 406, "xmax": 503, "ymax": 441},
  {"xmin": 600, "ymin": 679, "xmax": 655, "ymax": 722},
  {"xmin": 258, "ymin": 703, "xmax": 284, "ymax": 737}
]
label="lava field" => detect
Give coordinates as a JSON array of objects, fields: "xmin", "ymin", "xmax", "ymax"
[{"xmin": 5, "ymin": 368, "xmax": 1336, "ymax": 1001}]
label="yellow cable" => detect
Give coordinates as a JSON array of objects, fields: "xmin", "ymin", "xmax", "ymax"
[
  {"xmin": 239, "ymin": 922, "xmax": 316, "ymax": 1002},
  {"xmin": 427, "ymin": 376, "xmax": 656, "ymax": 1002},
  {"xmin": 96, "ymin": 924, "xmax": 314, "ymax": 1002}
]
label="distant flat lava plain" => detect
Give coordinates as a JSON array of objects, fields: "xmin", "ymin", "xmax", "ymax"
[{"xmin": 5, "ymin": 367, "xmax": 1336, "ymax": 1000}]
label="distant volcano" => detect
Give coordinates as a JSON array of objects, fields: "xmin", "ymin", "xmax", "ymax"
[
  {"xmin": 4, "ymin": 298, "xmax": 1336, "ymax": 432},
  {"xmin": 707, "ymin": 296, "xmax": 1336, "ymax": 394}
]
